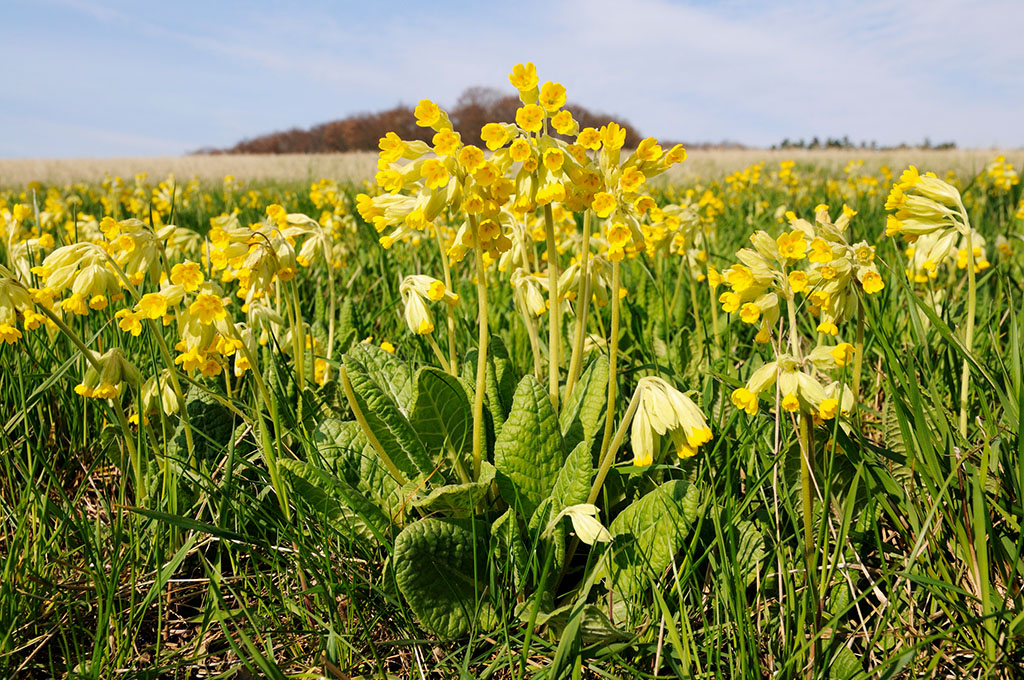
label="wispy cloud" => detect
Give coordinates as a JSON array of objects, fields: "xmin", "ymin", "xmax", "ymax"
[{"xmin": 4, "ymin": 0, "xmax": 1022, "ymax": 157}]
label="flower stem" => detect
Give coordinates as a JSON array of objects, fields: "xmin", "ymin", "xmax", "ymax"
[
  {"xmin": 564, "ymin": 209, "xmax": 592, "ymax": 403},
  {"xmin": 470, "ymin": 216, "xmax": 489, "ymax": 481},
  {"xmin": 798, "ymin": 410, "xmax": 820, "ymax": 678},
  {"xmin": 587, "ymin": 387, "xmax": 641, "ymax": 505},
  {"xmin": 434, "ymin": 224, "xmax": 459, "ymax": 376},
  {"xmin": 851, "ymin": 297, "xmax": 865, "ymax": 415},
  {"xmin": 543, "ymin": 203, "xmax": 561, "ymax": 411},
  {"xmin": 959, "ymin": 229, "xmax": 977, "ymax": 438},
  {"xmin": 597, "ymin": 260, "xmax": 622, "ymax": 476}
]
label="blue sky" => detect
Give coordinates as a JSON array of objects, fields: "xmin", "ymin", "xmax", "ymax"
[{"xmin": 2, "ymin": 0, "xmax": 1022, "ymax": 158}]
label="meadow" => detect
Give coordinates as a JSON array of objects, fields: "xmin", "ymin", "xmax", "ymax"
[{"xmin": 1, "ymin": 65, "xmax": 1023, "ymax": 679}]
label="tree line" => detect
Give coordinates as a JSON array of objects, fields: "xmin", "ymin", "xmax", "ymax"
[{"xmin": 199, "ymin": 87, "xmax": 645, "ymax": 155}]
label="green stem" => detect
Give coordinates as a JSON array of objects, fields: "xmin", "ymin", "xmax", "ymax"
[
  {"xmin": 959, "ymin": 229, "xmax": 977, "ymax": 438},
  {"xmin": 798, "ymin": 411, "xmax": 820, "ymax": 678},
  {"xmin": 543, "ymin": 204, "xmax": 561, "ymax": 411},
  {"xmin": 587, "ymin": 388, "xmax": 642, "ymax": 505},
  {"xmin": 564, "ymin": 209, "xmax": 593, "ymax": 403},
  {"xmin": 470, "ymin": 216, "xmax": 489, "ymax": 481},
  {"xmin": 851, "ymin": 297, "xmax": 865, "ymax": 414},
  {"xmin": 596, "ymin": 260, "xmax": 623, "ymax": 492},
  {"xmin": 434, "ymin": 224, "xmax": 459, "ymax": 376}
]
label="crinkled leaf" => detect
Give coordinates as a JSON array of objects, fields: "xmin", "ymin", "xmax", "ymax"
[
  {"xmin": 279, "ymin": 459, "xmax": 391, "ymax": 546},
  {"xmin": 491, "ymin": 508, "xmax": 529, "ymax": 590},
  {"xmin": 312, "ymin": 418, "xmax": 400, "ymax": 510},
  {"xmin": 410, "ymin": 367, "xmax": 472, "ymax": 460},
  {"xmin": 393, "ymin": 518, "xmax": 493, "ymax": 638},
  {"xmin": 343, "ymin": 347, "xmax": 433, "ymax": 477},
  {"xmin": 606, "ymin": 479, "xmax": 701, "ymax": 598},
  {"xmin": 412, "ymin": 462, "xmax": 495, "ymax": 514},
  {"xmin": 734, "ymin": 519, "xmax": 766, "ymax": 586},
  {"xmin": 464, "ymin": 336, "xmax": 515, "ymax": 439},
  {"xmin": 560, "ymin": 356, "xmax": 608, "ymax": 447},
  {"xmin": 551, "ymin": 440, "xmax": 592, "ymax": 511},
  {"xmin": 494, "ymin": 375, "xmax": 566, "ymax": 519},
  {"xmin": 344, "ymin": 343, "xmax": 415, "ymax": 413}
]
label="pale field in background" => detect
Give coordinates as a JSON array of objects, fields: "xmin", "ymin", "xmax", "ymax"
[{"xmin": 1, "ymin": 148, "xmax": 1021, "ymax": 187}]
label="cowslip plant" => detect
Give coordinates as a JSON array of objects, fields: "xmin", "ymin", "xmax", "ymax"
[
  {"xmin": 885, "ymin": 166, "xmax": 978, "ymax": 436},
  {"xmin": 328, "ymin": 63, "xmax": 711, "ymax": 650}
]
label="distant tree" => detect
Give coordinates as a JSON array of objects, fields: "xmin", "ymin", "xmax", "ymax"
[{"xmin": 213, "ymin": 87, "xmax": 643, "ymax": 154}]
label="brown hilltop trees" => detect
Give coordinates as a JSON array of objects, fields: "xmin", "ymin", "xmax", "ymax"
[{"xmin": 213, "ymin": 87, "xmax": 642, "ymax": 154}]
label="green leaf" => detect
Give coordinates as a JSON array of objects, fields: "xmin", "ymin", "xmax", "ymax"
[
  {"xmin": 411, "ymin": 462, "xmax": 495, "ymax": 514},
  {"xmin": 551, "ymin": 440, "xmax": 592, "ymax": 511},
  {"xmin": 464, "ymin": 335, "xmax": 515, "ymax": 439},
  {"xmin": 343, "ymin": 346, "xmax": 433, "ymax": 478},
  {"xmin": 344, "ymin": 343, "xmax": 415, "ymax": 413},
  {"xmin": 606, "ymin": 479, "xmax": 701, "ymax": 598},
  {"xmin": 560, "ymin": 355, "xmax": 608, "ymax": 447},
  {"xmin": 393, "ymin": 518, "xmax": 492, "ymax": 638},
  {"xmin": 494, "ymin": 375, "xmax": 566, "ymax": 519},
  {"xmin": 312, "ymin": 418, "xmax": 400, "ymax": 510},
  {"xmin": 733, "ymin": 519, "xmax": 766, "ymax": 586},
  {"xmin": 279, "ymin": 459, "xmax": 392, "ymax": 546},
  {"xmin": 409, "ymin": 367, "xmax": 473, "ymax": 460},
  {"xmin": 490, "ymin": 508, "xmax": 529, "ymax": 590}
]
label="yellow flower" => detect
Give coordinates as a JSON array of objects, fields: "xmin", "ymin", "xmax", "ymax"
[
  {"xmin": 424, "ymin": 126, "xmax": 460, "ymax": 155},
  {"xmin": 378, "ymin": 131, "xmax": 404, "ymax": 163},
  {"xmin": 551, "ymin": 110, "xmax": 576, "ymax": 135},
  {"xmin": 189, "ymin": 293, "xmax": 227, "ymax": 325},
  {"xmin": 739, "ymin": 303, "xmax": 761, "ymax": 324},
  {"xmin": 380, "ymin": 340, "xmax": 396, "ymax": 353},
  {"xmin": 420, "ymin": 159, "xmax": 450, "ymax": 190},
  {"xmin": 719, "ymin": 291, "xmax": 741, "ymax": 313},
  {"xmin": 577, "ymin": 127, "xmax": 601, "ymax": 150},
  {"xmin": 619, "ymin": 167, "xmax": 646, "ymax": 193},
  {"xmin": 516, "ymin": 105, "xmax": 545, "ymax": 133},
  {"xmin": 591, "ymin": 192, "xmax": 616, "ymax": 218},
  {"xmin": 538, "ymin": 81, "xmax": 566, "ymax": 113},
  {"xmin": 414, "ymin": 99, "xmax": 442, "ymax": 128},
  {"xmin": 788, "ymin": 270, "xmax": 808, "ymax": 293},
  {"xmin": 731, "ymin": 387, "xmax": 758, "ymax": 415},
  {"xmin": 600, "ymin": 123, "xmax": 626, "ymax": 151},
  {"xmin": 509, "ymin": 62, "xmax": 538, "ymax": 91},
  {"xmin": 781, "ymin": 393, "xmax": 801, "ymax": 412},
  {"xmin": 171, "ymin": 261, "xmax": 204, "ymax": 292},
  {"xmin": 817, "ymin": 320, "xmax": 839, "ymax": 336},
  {"xmin": 776, "ymin": 230, "xmax": 808, "ymax": 260},
  {"xmin": 481, "ymin": 123, "xmax": 512, "ymax": 150},
  {"xmin": 457, "ymin": 145, "xmax": 486, "ymax": 172},
  {"xmin": 726, "ymin": 265, "xmax": 755, "ymax": 292},
  {"xmin": 860, "ymin": 270, "xmax": 884, "ymax": 294},
  {"xmin": 0, "ymin": 323, "xmax": 21, "ymax": 344},
  {"xmin": 542, "ymin": 148, "xmax": 564, "ymax": 172},
  {"xmin": 830, "ymin": 342, "xmax": 855, "ymax": 367},
  {"xmin": 509, "ymin": 138, "xmax": 532, "ymax": 163},
  {"xmin": 61, "ymin": 293, "xmax": 90, "ymax": 316},
  {"xmin": 818, "ymin": 398, "xmax": 839, "ymax": 420},
  {"xmin": 808, "ymin": 238, "xmax": 832, "ymax": 263},
  {"xmin": 636, "ymin": 138, "xmax": 663, "ymax": 163}
]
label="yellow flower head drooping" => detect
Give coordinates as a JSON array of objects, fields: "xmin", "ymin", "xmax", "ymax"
[
  {"xmin": 414, "ymin": 99, "xmax": 442, "ymax": 128},
  {"xmin": 630, "ymin": 377, "xmax": 712, "ymax": 466}
]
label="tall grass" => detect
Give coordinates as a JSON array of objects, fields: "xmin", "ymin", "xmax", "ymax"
[{"xmin": 1, "ymin": 159, "xmax": 1022, "ymax": 678}]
